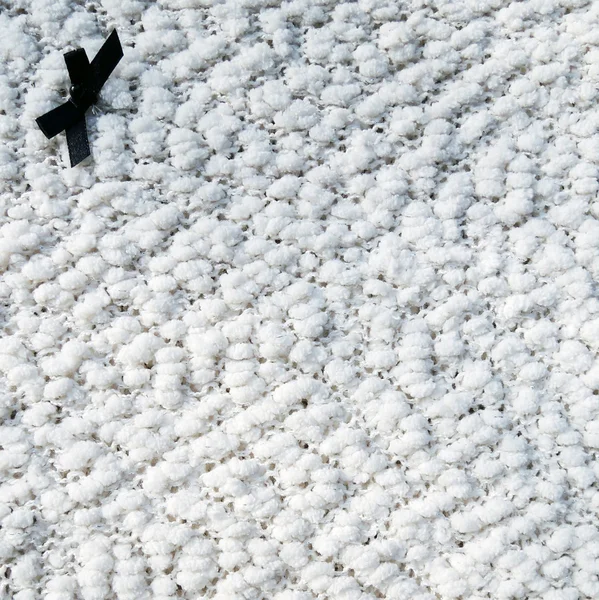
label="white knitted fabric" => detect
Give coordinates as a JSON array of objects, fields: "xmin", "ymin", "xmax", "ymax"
[{"xmin": 2, "ymin": 0, "xmax": 599, "ymax": 598}]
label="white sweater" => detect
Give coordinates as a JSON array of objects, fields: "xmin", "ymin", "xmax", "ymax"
[{"xmin": 1, "ymin": 0, "xmax": 598, "ymax": 598}]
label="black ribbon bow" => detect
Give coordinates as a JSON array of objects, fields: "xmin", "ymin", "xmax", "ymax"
[{"xmin": 36, "ymin": 29, "xmax": 124, "ymax": 167}]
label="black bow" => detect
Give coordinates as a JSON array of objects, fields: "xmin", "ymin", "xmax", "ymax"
[{"xmin": 36, "ymin": 29, "xmax": 124, "ymax": 167}]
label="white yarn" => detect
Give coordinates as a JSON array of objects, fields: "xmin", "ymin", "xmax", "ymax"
[{"xmin": 1, "ymin": 0, "xmax": 599, "ymax": 598}]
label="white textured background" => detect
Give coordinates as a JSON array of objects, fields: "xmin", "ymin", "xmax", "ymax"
[{"xmin": 2, "ymin": 0, "xmax": 599, "ymax": 598}]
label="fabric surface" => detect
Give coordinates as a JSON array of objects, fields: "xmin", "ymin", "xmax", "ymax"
[{"xmin": 2, "ymin": 1, "xmax": 599, "ymax": 599}]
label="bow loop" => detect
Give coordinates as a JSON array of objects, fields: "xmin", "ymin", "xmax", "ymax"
[{"xmin": 36, "ymin": 29, "xmax": 123, "ymax": 167}]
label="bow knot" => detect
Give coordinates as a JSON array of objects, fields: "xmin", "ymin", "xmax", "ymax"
[
  {"xmin": 69, "ymin": 83, "xmax": 98, "ymax": 110},
  {"xmin": 36, "ymin": 30, "xmax": 124, "ymax": 167}
]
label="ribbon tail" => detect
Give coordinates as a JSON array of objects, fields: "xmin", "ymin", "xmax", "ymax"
[
  {"xmin": 90, "ymin": 29, "xmax": 123, "ymax": 91},
  {"xmin": 66, "ymin": 117, "xmax": 90, "ymax": 167},
  {"xmin": 64, "ymin": 48, "xmax": 90, "ymax": 85},
  {"xmin": 36, "ymin": 101, "xmax": 81, "ymax": 139}
]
